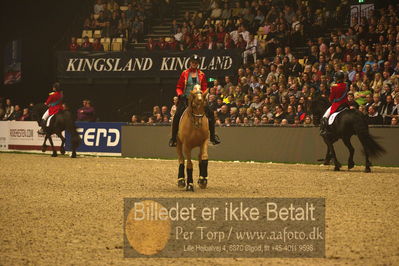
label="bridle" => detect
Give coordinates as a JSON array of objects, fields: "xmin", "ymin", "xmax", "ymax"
[{"xmin": 189, "ymin": 90, "xmax": 206, "ymax": 128}]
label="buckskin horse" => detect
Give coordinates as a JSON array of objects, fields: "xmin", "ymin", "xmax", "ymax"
[
  {"xmin": 32, "ymin": 103, "xmax": 80, "ymax": 158},
  {"xmin": 311, "ymin": 95, "xmax": 385, "ymax": 172},
  {"xmin": 176, "ymin": 85, "xmax": 210, "ymax": 191}
]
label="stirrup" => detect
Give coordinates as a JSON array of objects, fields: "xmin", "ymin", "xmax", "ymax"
[
  {"xmin": 169, "ymin": 138, "xmax": 177, "ymax": 147},
  {"xmin": 210, "ymin": 135, "xmax": 221, "ymax": 145}
]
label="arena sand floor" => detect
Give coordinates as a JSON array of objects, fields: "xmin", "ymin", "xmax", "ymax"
[{"xmin": 0, "ymin": 153, "xmax": 398, "ymax": 265}]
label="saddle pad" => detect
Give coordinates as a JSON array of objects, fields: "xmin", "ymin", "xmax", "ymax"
[{"xmin": 328, "ymin": 108, "xmax": 348, "ymax": 125}]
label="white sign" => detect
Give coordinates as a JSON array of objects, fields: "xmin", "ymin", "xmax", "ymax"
[
  {"xmin": 7, "ymin": 121, "xmax": 62, "ymax": 150},
  {"xmin": 350, "ymin": 4, "xmax": 374, "ymax": 27},
  {"xmin": 0, "ymin": 121, "xmax": 9, "ymax": 150}
]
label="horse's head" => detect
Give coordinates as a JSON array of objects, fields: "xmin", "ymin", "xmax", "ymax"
[
  {"xmin": 310, "ymin": 94, "xmax": 330, "ymax": 126},
  {"xmin": 31, "ymin": 103, "xmax": 47, "ymax": 122},
  {"xmin": 189, "ymin": 85, "xmax": 208, "ymax": 111}
]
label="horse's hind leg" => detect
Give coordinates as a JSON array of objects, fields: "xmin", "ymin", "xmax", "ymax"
[
  {"xmin": 184, "ymin": 145, "xmax": 194, "ymax": 191},
  {"xmin": 342, "ymin": 136, "xmax": 355, "ymax": 170},
  {"xmin": 42, "ymin": 135, "xmax": 48, "ymax": 152},
  {"xmin": 324, "ymin": 138, "xmax": 341, "ymax": 171},
  {"xmin": 48, "ymin": 135, "xmax": 57, "ymax": 157},
  {"xmin": 323, "ymin": 146, "xmax": 331, "ymax": 165},
  {"xmin": 358, "ymin": 136, "xmax": 372, "ymax": 173},
  {"xmin": 177, "ymin": 141, "xmax": 185, "ymax": 188},
  {"xmin": 57, "ymin": 132, "xmax": 66, "ymax": 155},
  {"xmin": 198, "ymin": 141, "xmax": 209, "ymax": 189}
]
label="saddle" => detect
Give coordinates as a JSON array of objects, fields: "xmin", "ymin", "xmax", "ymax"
[{"xmin": 328, "ymin": 107, "xmax": 349, "ymax": 125}]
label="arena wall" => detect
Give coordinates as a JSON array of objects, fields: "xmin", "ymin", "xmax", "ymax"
[{"xmin": 121, "ymin": 126, "xmax": 399, "ymax": 166}]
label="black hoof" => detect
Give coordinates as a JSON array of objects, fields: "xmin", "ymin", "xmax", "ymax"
[
  {"xmin": 198, "ymin": 178, "xmax": 208, "ymax": 189},
  {"xmin": 51, "ymin": 153, "xmax": 57, "ymax": 157},
  {"xmin": 186, "ymin": 183, "xmax": 194, "ymax": 192},
  {"xmin": 178, "ymin": 178, "xmax": 186, "ymax": 188},
  {"xmin": 334, "ymin": 166, "xmax": 340, "ymax": 171},
  {"xmin": 71, "ymin": 153, "xmax": 77, "ymax": 158},
  {"xmin": 365, "ymin": 167, "xmax": 371, "ymax": 173},
  {"xmin": 348, "ymin": 161, "xmax": 355, "ymax": 169},
  {"xmin": 42, "ymin": 145, "xmax": 47, "ymax": 152}
]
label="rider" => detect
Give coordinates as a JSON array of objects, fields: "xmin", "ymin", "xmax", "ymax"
[
  {"xmin": 320, "ymin": 71, "xmax": 349, "ymax": 138},
  {"xmin": 169, "ymin": 54, "xmax": 221, "ymax": 147},
  {"xmin": 38, "ymin": 82, "xmax": 64, "ymax": 135}
]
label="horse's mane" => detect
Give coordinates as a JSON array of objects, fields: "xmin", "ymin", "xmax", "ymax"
[
  {"xmin": 311, "ymin": 94, "xmax": 330, "ymax": 114},
  {"xmin": 31, "ymin": 103, "xmax": 47, "ymax": 122}
]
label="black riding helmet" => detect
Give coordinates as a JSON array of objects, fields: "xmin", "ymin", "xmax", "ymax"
[
  {"xmin": 53, "ymin": 82, "xmax": 61, "ymax": 91},
  {"xmin": 189, "ymin": 54, "xmax": 200, "ymax": 63},
  {"xmin": 334, "ymin": 71, "xmax": 345, "ymax": 82}
]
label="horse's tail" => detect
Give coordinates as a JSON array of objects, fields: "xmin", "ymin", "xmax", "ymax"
[
  {"xmin": 63, "ymin": 111, "xmax": 81, "ymax": 149},
  {"xmin": 354, "ymin": 114, "xmax": 385, "ymax": 158}
]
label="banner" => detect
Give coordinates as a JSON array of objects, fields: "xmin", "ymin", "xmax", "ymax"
[
  {"xmin": 56, "ymin": 49, "xmax": 242, "ymax": 79},
  {"xmin": 350, "ymin": 4, "xmax": 374, "ymax": 27},
  {"xmin": 65, "ymin": 122, "xmax": 126, "ymax": 153},
  {"xmin": 6, "ymin": 121, "xmax": 62, "ymax": 150},
  {"xmin": 4, "ymin": 40, "xmax": 22, "ymax": 85}
]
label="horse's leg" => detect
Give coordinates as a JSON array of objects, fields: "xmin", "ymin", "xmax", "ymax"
[
  {"xmin": 198, "ymin": 140, "xmax": 209, "ymax": 189},
  {"xmin": 324, "ymin": 137, "xmax": 341, "ymax": 171},
  {"xmin": 177, "ymin": 141, "xmax": 185, "ymax": 188},
  {"xmin": 342, "ymin": 136, "xmax": 355, "ymax": 170},
  {"xmin": 42, "ymin": 135, "xmax": 48, "ymax": 152},
  {"xmin": 323, "ymin": 145, "xmax": 331, "ymax": 165},
  {"xmin": 57, "ymin": 132, "xmax": 66, "ymax": 155},
  {"xmin": 184, "ymin": 144, "xmax": 194, "ymax": 191},
  {"xmin": 48, "ymin": 134, "xmax": 57, "ymax": 157},
  {"xmin": 359, "ymin": 138, "xmax": 372, "ymax": 173}
]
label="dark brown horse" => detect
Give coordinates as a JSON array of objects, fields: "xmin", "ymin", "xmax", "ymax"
[
  {"xmin": 176, "ymin": 85, "xmax": 209, "ymax": 191},
  {"xmin": 32, "ymin": 103, "xmax": 80, "ymax": 158},
  {"xmin": 311, "ymin": 95, "xmax": 385, "ymax": 172}
]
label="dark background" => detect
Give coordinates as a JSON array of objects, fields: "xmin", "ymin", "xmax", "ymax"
[{"xmin": 0, "ymin": 0, "xmax": 176, "ymax": 121}]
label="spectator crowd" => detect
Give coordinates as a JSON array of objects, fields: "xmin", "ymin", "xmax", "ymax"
[
  {"xmin": 133, "ymin": 1, "xmax": 399, "ymax": 126},
  {"xmin": 68, "ymin": 0, "xmax": 176, "ymax": 51},
  {"xmin": 8, "ymin": 1, "xmax": 399, "ymax": 127},
  {"xmin": 0, "ymin": 97, "xmax": 97, "ymax": 123}
]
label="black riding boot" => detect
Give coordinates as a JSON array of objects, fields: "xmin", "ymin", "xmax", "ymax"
[
  {"xmin": 37, "ymin": 119, "xmax": 47, "ymax": 135},
  {"xmin": 169, "ymin": 115, "xmax": 180, "ymax": 147},
  {"xmin": 205, "ymin": 107, "xmax": 220, "ymax": 145},
  {"xmin": 169, "ymin": 98, "xmax": 186, "ymax": 147},
  {"xmin": 320, "ymin": 117, "xmax": 332, "ymax": 139}
]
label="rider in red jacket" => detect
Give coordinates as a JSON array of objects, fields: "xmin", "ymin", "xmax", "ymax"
[
  {"xmin": 38, "ymin": 82, "xmax": 64, "ymax": 134},
  {"xmin": 169, "ymin": 54, "xmax": 221, "ymax": 147},
  {"xmin": 320, "ymin": 71, "xmax": 349, "ymax": 138}
]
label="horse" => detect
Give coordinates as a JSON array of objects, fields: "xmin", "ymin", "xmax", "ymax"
[
  {"xmin": 176, "ymin": 85, "xmax": 210, "ymax": 191},
  {"xmin": 311, "ymin": 95, "xmax": 385, "ymax": 172},
  {"xmin": 31, "ymin": 104, "xmax": 80, "ymax": 158}
]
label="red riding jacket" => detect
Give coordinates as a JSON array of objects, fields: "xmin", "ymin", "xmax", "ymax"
[
  {"xmin": 45, "ymin": 91, "xmax": 64, "ymax": 115},
  {"xmin": 329, "ymin": 82, "xmax": 349, "ymax": 114},
  {"xmin": 176, "ymin": 68, "xmax": 207, "ymax": 96}
]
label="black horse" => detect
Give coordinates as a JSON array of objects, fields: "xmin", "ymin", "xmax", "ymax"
[
  {"xmin": 31, "ymin": 104, "xmax": 80, "ymax": 158},
  {"xmin": 311, "ymin": 95, "xmax": 385, "ymax": 172}
]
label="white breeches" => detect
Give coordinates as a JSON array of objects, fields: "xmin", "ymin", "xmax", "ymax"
[
  {"xmin": 41, "ymin": 110, "xmax": 54, "ymax": 127},
  {"xmin": 42, "ymin": 109, "xmax": 49, "ymax": 120},
  {"xmin": 323, "ymin": 106, "xmax": 331, "ymax": 118}
]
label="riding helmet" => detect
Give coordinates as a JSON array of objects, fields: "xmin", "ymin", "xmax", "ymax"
[
  {"xmin": 53, "ymin": 82, "xmax": 61, "ymax": 91},
  {"xmin": 334, "ymin": 71, "xmax": 345, "ymax": 82},
  {"xmin": 189, "ymin": 54, "xmax": 200, "ymax": 63}
]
